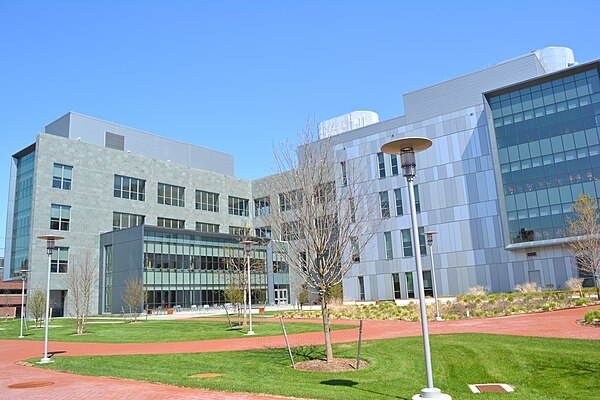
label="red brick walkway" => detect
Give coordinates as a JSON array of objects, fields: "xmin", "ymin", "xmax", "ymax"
[{"xmin": 1, "ymin": 306, "xmax": 598, "ymax": 399}]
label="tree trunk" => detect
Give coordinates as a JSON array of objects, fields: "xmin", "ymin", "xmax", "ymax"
[
  {"xmin": 594, "ymin": 275, "xmax": 600, "ymax": 300},
  {"xmin": 320, "ymin": 291, "xmax": 334, "ymax": 362}
]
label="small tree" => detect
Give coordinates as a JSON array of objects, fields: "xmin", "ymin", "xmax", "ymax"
[
  {"xmin": 121, "ymin": 277, "xmax": 145, "ymax": 322},
  {"xmin": 297, "ymin": 283, "xmax": 309, "ymax": 310},
  {"xmin": 567, "ymin": 194, "xmax": 600, "ymax": 299},
  {"xmin": 224, "ymin": 283, "xmax": 245, "ymax": 305},
  {"xmin": 267, "ymin": 123, "xmax": 378, "ymax": 362},
  {"xmin": 28, "ymin": 289, "xmax": 46, "ymax": 328},
  {"xmin": 67, "ymin": 250, "xmax": 97, "ymax": 334},
  {"xmin": 565, "ymin": 277, "xmax": 585, "ymax": 298}
]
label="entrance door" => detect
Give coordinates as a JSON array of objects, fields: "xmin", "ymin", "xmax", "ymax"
[{"xmin": 274, "ymin": 288, "xmax": 288, "ymax": 305}]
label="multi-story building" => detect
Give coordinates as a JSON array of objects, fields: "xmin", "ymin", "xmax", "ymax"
[
  {"xmin": 3, "ymin": 46, "xmax": 599, "ymax": 313},
  {"xmin": 3, "ymin": 113, "xmax": 290, "ymax": 315},
  {"xmin": 327, "ymin": 47, "xmax": 600, "ymax": 300}
]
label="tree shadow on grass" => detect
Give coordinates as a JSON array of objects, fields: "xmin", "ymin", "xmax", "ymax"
[
  {"xmin": 292, "ymin": 346, "xmax": 326, "ymax": 361},
  {"xmin": 321, "ymin": 379, "xmax": 407, "ymax": 399}
]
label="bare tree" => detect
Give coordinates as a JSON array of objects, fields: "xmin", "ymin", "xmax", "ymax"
[
  {"xmin": 567, "ymin": 194, "xmax": 600, "ymax": 299},
  {"xmin": 121, "ymin": 277, "xmax": 145, "ymax": 322},
  {"xmin": 267, "ymin": 123, "xmax": 378, "ymax": 362},
  {"xmin": 28, "ymin": 289, "xmax": 46, "ymax": 328},
  {"xmin": 67, "ymin": 250, "xmax": 97, "ymax": 334}
]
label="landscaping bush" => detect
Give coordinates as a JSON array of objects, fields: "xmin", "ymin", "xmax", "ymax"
[{"xmin": 584, "ymin": 309, "xmax": 600, "ymax": 324}]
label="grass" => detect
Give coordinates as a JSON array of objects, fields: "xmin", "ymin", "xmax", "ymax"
[
  {"xmin": 33, "ymin": 333, "xmax": 600, "ymax": 399},
  {"xmin": 0, "ymin": 318, "xmax": 352, "ymax": 343}
]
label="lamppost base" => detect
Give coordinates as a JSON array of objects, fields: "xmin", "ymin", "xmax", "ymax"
[
  {"xmin": 245, "ymin": 330, "xmax": 255, "ymax": 335},
  {"xmin": 37, "ymin": 357, "xmax": 53, "ymax": 364},
  {"xmin": 412, "ymin": 388, "xmax": 452, "ymax": 399},
  {"xmin": 18, "ymin": 335, "xmax": 24, "ymax": 339},
  {"xmin": 435, "ymin": 317, "xmax": 443, "ymax": 322}
]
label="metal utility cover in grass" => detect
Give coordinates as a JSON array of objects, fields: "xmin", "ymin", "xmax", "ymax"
[
  {"xmin": 468, "ymin": 384, "xmax": 514, "ymax": 393},
  {"xmin": 9, "ymin": 381, "xmax": 55, "ymax": 389},
  {"xmin": 191, "ymin": 373, "xmax": 224, "ymax": 378}
]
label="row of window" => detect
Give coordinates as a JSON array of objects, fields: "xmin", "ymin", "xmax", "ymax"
[{"xmin": 379, "ymin": 186, "xmax": 420, "ymax": 218}]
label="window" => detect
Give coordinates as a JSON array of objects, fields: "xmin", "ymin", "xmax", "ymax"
[
  {"xmin": 392, "ymin": 273, "xmax": 401, "ymax": 299},
  {"xmin": 158, "ymin": 183, "xmax": 185, "ymax": 207},
  {"xmin": 51, "ymin": 247, "xmax": 69, "ymax": 273},
  {"xmin": 341, "ymin": 161, "xmax": 348, "ymax": 186},
  {"xmin": 52, "ymin": 163, "xmax": 72, "ymax": 190},
  {"xmin": 401, "ymin": 229, "xmax": 413, "ymax": 257},
  {"xmin": 349, "ymin": 197, "xmax": 356, "ymax": 223},
  {"xmin": 391, "ymin": 154, "xmax": 399, "ymax": 176},
  {"xmin": 380, "ymin": 191, "xmax": 390, "ymax": 218},
  {"xmin": 394, "ymin": 188, "xmax": 403, "ymax": 215},
  {"xmin": 358, "ymin": 276, "xmax": 365, "ymax": 300},
  {"xmin": 229, "ymin": 226, "xmax": 250, "ymax": 235},
  {"xmin": 406, "ymin": 272, "xmax": 415, "ymax": 298},
  {"xmin": 228, "ymin": 196, "xmax": 249, "ymax": 216},
  {"xmin": 196, "ymin": 190, "xmax": 219, "ymax": 212},
  {"xmin": 384, "ymin": 231, "xmax": 393, "ymax": 260},
  {"xmin": 279, "ymin": 190, "xmax": 302, "ymax": 211},
  {"xmin": 273, "ymin": 261, "xmax": 289, "ymax": 273},
  {"xmin": 377, "ymin": 152, "xmax": 386, "ymax": 178},
  {"xmin": 50, "ymin": 204, "xmax": 70, "ymax": 231},
  {"xmin": 414, "ymin": 185, "xmax": 421, "ymax": 213},
  {"xmin": 255, "ymin": 226, "xmax": 272, "ymax": 238},
  {"xmin": 351, "ymin": 236, "xmax": 360, "ymax": 262},
  {"xmin": 254, "ymin": 197, "xmax": 270, "ymax": 217},
  {"xmin": 418, "ymin": 226, "xmax": 427, "ymax": 255},
  {"xmin": 196, "ymin": 222, "xmax": 219, "ymax": 233},
  {"xmin": 316, "ymin": 182, "xmax": 335, "ymax": 204},
  {"xmin": 282, "ymin": 221, "xmax": 303, "ymax": 241},
  {"xmin": 114, "ymin": 175, "xmax": 145, "ymax": 201},
  {"xmin": 113, "ymin": 212, "xmax": 145, "ymax": 230},
  {"xmin": 157, "ymin": 217, "xmax": 185, "ymax": 229},
  {"xmin": 299, "ymin": 251, "xmax": 307, "ymax": 272},
  {"xmin": 422, "ymin": 270, "xmax": 433, "ymax": 297}
]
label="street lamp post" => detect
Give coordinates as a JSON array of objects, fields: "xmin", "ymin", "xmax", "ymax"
[
  {"xmin": 240, "ymin": 240, "xmax": 257, "ymax": 335},
  {"xmin": 382, "ymin": 138, "xmax": 451, "ymax": 400},
  {"xmin": 17, "ymin": 269, "xmax": 29, "ymax": 338},
  {"xmin": 425, "ymin": 232, "xmax": 442, "ymax": 322},
  {"xmin": 37, "ymin": 235, "xmax": 63, "ymax": 364}
]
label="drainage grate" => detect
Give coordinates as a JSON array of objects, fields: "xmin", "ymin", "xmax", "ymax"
[
  {"xmin": 9, "ymin": 381, "xmax": 55, "ymax": 389},
  {"xmin": 468, "ymin": 384, "xmax": 514, "ymax": 393}
]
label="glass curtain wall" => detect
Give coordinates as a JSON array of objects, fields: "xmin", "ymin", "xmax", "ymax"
[
  {"xmin": 143, "ymin": 231, "xmax": 272, "ymax": 308},
  {"xmin": 10, "ymin": 150, "xmax": 35, "ymax": 277},
  {"xmin": 490, "ymin": 67, "xmax": 600, "ymax": 243}
]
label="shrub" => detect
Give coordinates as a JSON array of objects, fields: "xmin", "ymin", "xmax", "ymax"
[
  {"xmin": 584, "ymin": 309, "xmax": 600, "ymax": 324},
  {"xmin": 467, "ymin": 285, "xmax": 488, "ymax": 296},
  {"xmin": 565, "ymin": 277, "xmax": 585, "ymax": 298},
  {"xmin": 515, "ymin": 282, "xmax": 541, "ymax": 293},
  {"xmin": 575, "ymin": 298, "xmax": 592, "ymax": 306}
]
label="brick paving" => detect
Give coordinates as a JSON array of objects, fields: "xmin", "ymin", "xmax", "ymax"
[{"xmin": 0, "ymin": 306, "xmax": 598, "ymax": 399}]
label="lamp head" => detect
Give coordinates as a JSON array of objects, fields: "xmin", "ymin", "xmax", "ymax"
[
  {"xmin": 381, "ymin": 137, "xmax": 432, "ymax": 178},
  {"xmin": 37, "ymin": 235, "xmax": 64, "ymax": 255},
  {"xmin": 424, "ymin": 231, "xmax": 437, "ymax": 246}
]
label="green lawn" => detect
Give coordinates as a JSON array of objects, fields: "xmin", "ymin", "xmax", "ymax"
[
  {"xmin": 0, "ymin": 318, "xmax": 351, "ymax": 343},
  {"xmin": 34, "ymin": 333, "xmax": 599, "ymax": 399}
]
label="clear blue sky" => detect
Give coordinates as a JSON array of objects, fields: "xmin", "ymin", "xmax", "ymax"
[{"xmin": 1, "ymin": 0, "xmax": 599, "ymax": 256}]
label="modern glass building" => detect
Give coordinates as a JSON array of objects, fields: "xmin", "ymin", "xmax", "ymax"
[{"xmin": 100, "ymin": 225, "xmax": 289, "ymax": 314}]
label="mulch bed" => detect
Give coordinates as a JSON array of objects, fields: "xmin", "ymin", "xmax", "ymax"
[{"xmin": 294, "ymin": 358, "xmax": 368, "ymax": 372}]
